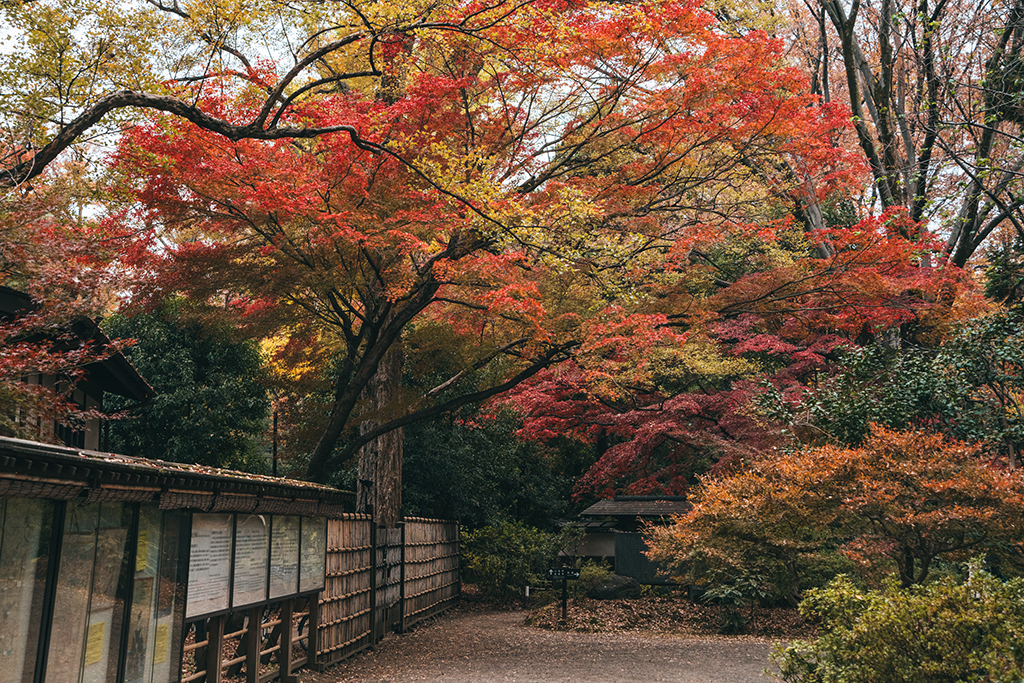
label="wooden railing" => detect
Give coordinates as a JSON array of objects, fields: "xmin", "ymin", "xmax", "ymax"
[{"xmin": 180, "ymin": 599, "xmax": 309, "ymax": 683}]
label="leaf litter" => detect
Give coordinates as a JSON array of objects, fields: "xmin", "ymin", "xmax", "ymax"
[{"xmin": 525, "ymin": 595, "xmax": 816, "ymax": 639}]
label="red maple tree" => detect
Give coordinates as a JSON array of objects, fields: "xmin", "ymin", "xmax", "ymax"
[
  {"xmin": 646, "ymin": 425, "xmax": 1024, "ymax": 596},
  {"xmin": 108, "ymin": 0, "xmax": 855, "ymax": 512},
  {"xmin": 0, "ymin": 172, "xmax": 127, "ymax": 436},
  {"xmin": 506, "ymin": 210, "xmax": 981, "ymax": 499}
]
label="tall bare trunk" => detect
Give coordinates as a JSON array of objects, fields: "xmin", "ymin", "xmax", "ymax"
[{"xmin": 356, "ymin": 339, "xmax": 404, "ymax": 527}]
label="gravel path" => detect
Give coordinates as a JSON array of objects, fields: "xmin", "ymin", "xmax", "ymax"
[{"xmin": 301, "ymin": 609, "xmax": 781, "ymax": 683}]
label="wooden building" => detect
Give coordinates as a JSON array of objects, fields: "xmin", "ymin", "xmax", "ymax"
[
  {"xmin": 0, "ymin": 436, "xmax": 354, "ymax": 683},
  {"xmin": 0, "ymin": 285, "xmax": 155, "ymax": 450},
  {"xmin": 0, "ymin": 287, "xmax": 461, "ymax": 683},
  {"xmin": 577, "ymin": 495, "xmax": 691, "ymax": 584}
]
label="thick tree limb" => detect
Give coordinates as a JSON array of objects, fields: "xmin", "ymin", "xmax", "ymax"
[
  {"xmin": 310, "ymin": 342, "xmax": 577, "ymax": 481},
  {"xmin": 1, "ymin": 89, "xmax": 386, "ymax": 189}
]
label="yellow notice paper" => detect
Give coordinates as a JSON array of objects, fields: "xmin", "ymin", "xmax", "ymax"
[
  {"xmin": 136, "ymin": 529, "xmax": 150, "ymax": 571},
  {"xmin": 154, "ymin": 623, "xmax": 169, "ymax": 664},
  {"xmin": 85, "ymin": 622, "xmax": 105, "ymax": 665}
]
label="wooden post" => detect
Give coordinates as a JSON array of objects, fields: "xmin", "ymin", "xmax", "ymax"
[
  {"xmin": 207, "ymin": 615, "xmax": 224, "ymax": 683},
  {"xmin": 278, "ymin": 599, "xmax": 298, "ymax": 683},
  {"xmin": 245, "ymin": 606, "xmax": 261, "ymax": 683},
  {"xmin": 307, "ymin": 594, "xmax": 321, "ymax": 671},
  {"xmin": 369, "ymin": 517, "xmax": 379, "ymax": 647},
  {"xmin": 398, "ymin": 521, "xmax": 406, "ymax": 634}
]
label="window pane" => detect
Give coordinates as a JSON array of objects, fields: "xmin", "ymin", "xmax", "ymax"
[
  {"xmin": 83, "ymin": 503, "xmax": 131, "ymax": 683},
  {"xmin": 0, "ymin": 499, "xmax": 54, "ymax": 683},
  {"xmin": 299, "ymin": 518, "xmax": 326, "ymax": 593},
  {"xmin": 151, "ymin": 511, "xmax": 186, "ymax": 683},
  {"xmin": 47, "ymin": 502, "xmax": 133, "ymax": 683},
  {"xmin": 124, "ymin": 505, "xmax": 161, "ymax": 683},
  {"xmin": 233, "ymin": 515, "xmax": 269, "ymax": 608},
  {"xmin": 186, "ymin": 514, "xmax": 233, "ymax": 619},
  {"xmin": 48, "ymin": 502, "xmax": 101, "ymax": 683},
  {"xmin": 269, "ymin": 516, "xmax": 299, "ymax": 599}
]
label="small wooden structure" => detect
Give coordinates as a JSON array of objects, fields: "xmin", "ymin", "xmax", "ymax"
[
  {"xmin": 0, "ymin": 285, "xmax": 155, "ymax": 450},
  {"xmin": 0, "ymin": 288, "xmax": 461, "ymax": 683},
  {"xmin": 578, "ymin": 495, "xmax": 691, "ymax": 584}
]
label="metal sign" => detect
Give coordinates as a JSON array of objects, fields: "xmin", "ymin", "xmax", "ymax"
[
  {"xmin": 547, "ymin": 567, "xmax": 580, "ymax": 580},
  {"xmin": 548, "ymin": 567, "xmax": 579, "ymax": 620}
]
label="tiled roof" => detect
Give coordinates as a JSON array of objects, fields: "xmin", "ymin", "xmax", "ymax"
[
  {"xmin": 580, "ymin": 496, "xmax": 691, "ymax": 519},
  {"xmin": 0, "ymin": 285, "xmax": 155, "ymax": 402},
  {"xmin": 0, "ymin": 436, "xmax": 354, "ymax": 515}
]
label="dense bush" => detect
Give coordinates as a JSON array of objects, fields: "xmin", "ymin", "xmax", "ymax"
[
  {"xmin": 105, "ymin": 300, "xmax": 270, "ymax": 472},
  {"xmin": 572, "ymin": 560, "xmax": 615, "ymax": 599},
  {"xmin": 461, "ymin": 522, "xmax": 595, "ymax": 601},
  {"xmin": 774, "ymin": 564, "xmax": 1024, "ymax": 682},
  {"xmin": 700, "ymin": 572, "xmax": 770, "ymax": 634},
  {"xmin": 461, "ymin": 521, "xmax": 566, "ymax": 601}
]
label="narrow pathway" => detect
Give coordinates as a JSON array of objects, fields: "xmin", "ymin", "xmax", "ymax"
[{"xmin": 301, "ymin": 609, "xmax": 780, "ymax": 683}]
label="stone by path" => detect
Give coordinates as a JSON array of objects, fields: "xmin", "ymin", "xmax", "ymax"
[{"xmin": 300, "ymin": 609, "xmax": 781, "ymax": 683}]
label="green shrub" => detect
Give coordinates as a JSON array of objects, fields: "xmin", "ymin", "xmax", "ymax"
[
  {"xmin": 773, "ymin": 562, "xmax": 1024, "ymax": 682},
  {"xmin": 701, "ymin": 572, "xmax": 769, "ymax": 634},
  {"xmin": 571, "ymin": 560, "xmax": 615, "ymax": 599},
  {"xmin": 404, "ymin": 410, "xmax": 576, "ymax": 528},
  {"xmin": 461, "ymin": 521, "xmax": 561, "ymax": 601}
]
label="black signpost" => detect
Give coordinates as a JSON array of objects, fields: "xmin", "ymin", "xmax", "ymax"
[{"xmin": 548, "ymin": 567, "xmax": 580, "ymax": 621}]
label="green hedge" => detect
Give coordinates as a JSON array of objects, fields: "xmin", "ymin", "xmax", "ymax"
[
  {"xmin": 461, "ymin": 521, "xmax": 566, "ymax": 601},
  {"xmin": 774, "ymin": 563, "xmax": 1024, "ymax": 682}
]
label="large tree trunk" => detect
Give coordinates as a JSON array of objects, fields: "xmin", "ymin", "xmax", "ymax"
[{"xmin": 356, "ymin": 339, "xmax": 404, "ymax": 528}]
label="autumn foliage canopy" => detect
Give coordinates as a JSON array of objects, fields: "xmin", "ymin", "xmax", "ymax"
[
  {"xmin": 0, "ymin": 173, "xmax": 128, "ymax": 434},
  {"xmin": 507, "ymin": 210, "xmax": 980, "ymax": 498},
  {"xmin": 5, "ymin": 1, "xmax": 1021, "ymax": 597},
  {"xmin": 108, "ymin": 0, "xmax": 859, "ymax": 482}
]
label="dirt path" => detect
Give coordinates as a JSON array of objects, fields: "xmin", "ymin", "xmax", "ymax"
[{"xmin": 301, "ymin": 609, "xmax": 781, "ymax": 683}]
